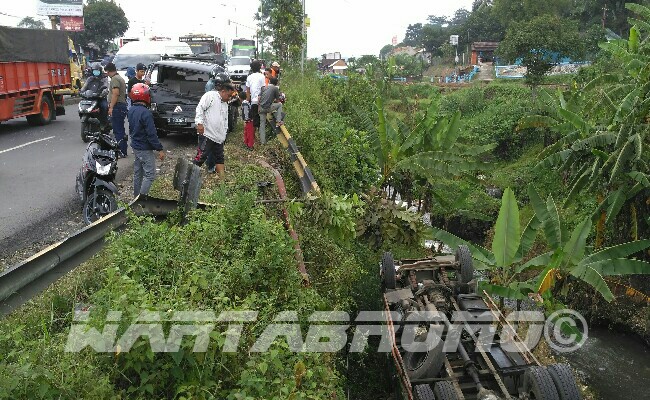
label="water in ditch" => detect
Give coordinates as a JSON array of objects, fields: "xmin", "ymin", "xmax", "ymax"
[{"xmin": 560, "ymin": 328, "xmax": 650, "ymax": 399}]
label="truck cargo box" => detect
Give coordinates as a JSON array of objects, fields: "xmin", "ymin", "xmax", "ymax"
[
  {"xmin": 0, "ymin": 26, "xmax": 68, "ymax": 64},
  {"xmin": 0, "ymin": 27, "xmax": 71, "ymax": 124}
]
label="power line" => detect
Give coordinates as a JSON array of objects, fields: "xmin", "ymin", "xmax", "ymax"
[{"xmin": 0, "ymin": 11, "xmax": 49, "ymax": 21}]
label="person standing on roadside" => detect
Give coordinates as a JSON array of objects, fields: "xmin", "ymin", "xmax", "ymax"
[
  {"xmin": 125, "ymin": 67, "xmax": 136, "ymax": 109},
  {"xmin": 127, "ymin": 63, "xmax": 149, "ymax": 96},
  {"xmin": 258, "ymin": 77, "xmax": 284, "ymax": 144},
  {"xmin": 270, "ymin": 61, "xmax": 281, "ymax": 80},
  {"xmin": 245, "ymin": 60, "xmax": 266, "ymax": 136},
  {"xmin": 128, "ymin": 83, "xmax": 165, "ymax": 197},
  {"xmin": 264, "ymin": 67, "xmax": 273, "ymax": 86},
  {"xmin": 193, "ymin": 77, "xmax": 234, "ymax": 178},
  {"xmin": 105, "ymin": 62, "xmax": 129, "ymax": 157}
]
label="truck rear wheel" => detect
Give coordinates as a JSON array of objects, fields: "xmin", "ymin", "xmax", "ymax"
[
  {"xmin": 455, "ymin": 245, "xmax": 474, "ymax": 285},
  {"xmin": 27, "ymin": 95, "xmax": 55, "ymax": 126},
  {"xmin": 546, "ymin": 364, "xmax": 582, "ymax": 400},
  {"xmin": 414, "ymin": 384, "xmax": 435, "ymax": 400},
  {"xmin": 381, "ymin": 252, "xmax": 397, "ymax": 290},
  {"xmin": 403, "ymin": 331, "xmax": 445, "ymax": 380},
  {"xmin": 523, "ymin": 366, "xmax": 561, "ymax": 400}
]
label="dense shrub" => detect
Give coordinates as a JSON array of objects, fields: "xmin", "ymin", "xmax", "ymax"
[
  {"xmin": 438, "ymin": 83, "xmax": 537, "ymax": 159},
  {"xmin": 282, "ymin": 70, "xmax": 379, "ymax": 194}
]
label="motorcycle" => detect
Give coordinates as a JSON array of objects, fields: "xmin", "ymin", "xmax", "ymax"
[
  {"xmin": 79, "ymin": 88, "xmax": 110, "ymax": 143},
  {"xmin": 75, "ymin": 131, "xmax": 119, "ymax": 224}
]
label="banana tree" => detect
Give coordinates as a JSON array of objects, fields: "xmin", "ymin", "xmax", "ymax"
[
  {"xmin": 361, "ymin": 96, "xmax": 494, "ymax": 189},
  {"xmin": 529, "ymin": 5, "xmax": 650, "ymax": 245},
  {"xmin": 431, "ymin": 185, "xmax": 650, "ymax": 301}
]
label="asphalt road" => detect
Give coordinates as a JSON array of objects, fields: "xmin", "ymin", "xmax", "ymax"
[{"xmin": 0, "ymin": 103, "xmax": 189, "ymax": 264}]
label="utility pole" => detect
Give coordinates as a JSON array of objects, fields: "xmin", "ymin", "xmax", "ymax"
[
  {"xmin": 602, "ymin": 5, "xmax": 608, "ymax": 29},
  {"xmin": 301, "ymin": 0, "xmax": 305, "ymax": 73},
  {"xmin": 467, "ymin": 29, "xmax": 471, "ymax": 66}
]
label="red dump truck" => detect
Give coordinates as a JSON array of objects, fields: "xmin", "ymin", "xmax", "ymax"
[{"xmin": 0, "ymin": 26, "xmax": 71, "ymax": 125}]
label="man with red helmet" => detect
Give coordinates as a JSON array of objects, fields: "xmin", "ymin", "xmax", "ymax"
[{"xmin": 127, "ymin": 83, "xmax": 165, "ymax": 197}]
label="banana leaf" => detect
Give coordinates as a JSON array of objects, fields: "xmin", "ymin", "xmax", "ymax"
[
  {"xmin": 579, "ymin": 239, "xmax": 650, "ymax": 265},
  {"xmin": 429, "ymin": 227, "xmax": 494, "ymax": 264},
  {"xmin": 516, "ymin": 251, "xmax": 554, "ymax": 273},
  {"xmin": 577, "ymin": 259, "xmax": 650, "ymax": 276},
  {"xmin": 604, "ymin": 189, "xmax": 626, "ymax": 226},
  {"xmin": 492, "ymin": 188, "xmax": 520, "ymax": 268},
  {"xmin": 569, "ymin": 265, "xmax": 614, "ymax": 301},
  {"xmin": 561, "ymin": 218, "xmax": 592, "ymax": 269}
]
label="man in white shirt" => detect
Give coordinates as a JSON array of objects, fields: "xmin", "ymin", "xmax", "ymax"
[
  {"xmin": 193, "ymin": 77, "xmax": 233, "ymax": 178},
  {"xmin": 245, "ymin": 60, "xmax": 266, "ymax": 135}
]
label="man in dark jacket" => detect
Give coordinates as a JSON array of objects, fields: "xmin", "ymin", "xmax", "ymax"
[
  {"xmin": 127, "ymin": 83, "xmax": 165, "ymax": 197},
  {"xmin": 127, "ymin": 63, "xmax": 149, "ymax": 95}
]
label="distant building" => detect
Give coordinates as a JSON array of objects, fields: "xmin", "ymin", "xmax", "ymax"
[
  {"xmin": 390, "ymin": 46, "xmax": 431, "ymax": 64},
  {"xmin": 391, "ymin": 46, "xmax": 418, "ymax": 56},
  {"xmin": 319, "ymin": 52, "xmax": 347, "ymax": 73},
  {"xmin": 471, "ymin": 42, "xmax": 499, "ymax": 65}
]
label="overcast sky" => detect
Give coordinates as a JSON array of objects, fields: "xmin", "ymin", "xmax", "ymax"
[{"xmin": 0, "ymin": 0, "xmax": 475, "ymax": 58}]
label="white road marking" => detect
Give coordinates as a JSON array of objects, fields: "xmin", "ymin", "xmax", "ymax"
[{"xmin": 0, "ymin": 136, "xmax": 56, "ymax": 154}]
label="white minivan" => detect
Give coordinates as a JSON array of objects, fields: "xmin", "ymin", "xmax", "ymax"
[{"xmin": 112, "ymin": 40, "xmax": 193, "ymax": 80}]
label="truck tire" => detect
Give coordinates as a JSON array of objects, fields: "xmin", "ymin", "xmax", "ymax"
[
  {"xmin": 522, "ymin": 366, "xmax": 561, "ymax": 400},
  {"xmin": 455, "ymin": 245, "xmax": 474, "ymax": 284},
  {"xmin": 414, "ymin": 384, "xmax": 435, "ymax": 400},
  {"xmin": 27, "ymin": 95, "xmax": 55, "ymax": 126},
  {"xmin": 381, "ymin": 252, "xmax": 397, "ymax": 290},
  {"xmin": 433, "ymin": 381, "xmax": 461, "ymax": 400},
  {"xmin": 547, "ymin": 364, "xmax": 582, "ymax": 400},
  {"xmin": 403, "ymin": 331, "xmax": 445, "ymax": 380}
]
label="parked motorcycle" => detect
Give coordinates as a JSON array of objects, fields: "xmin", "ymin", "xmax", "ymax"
[
  {"xmin": 79, "ymin": 88, "xmax": 110, "ymax": 143},
  {"xmin": 75, "ymin": 131, "xmax": 119, "ymax": 224}
]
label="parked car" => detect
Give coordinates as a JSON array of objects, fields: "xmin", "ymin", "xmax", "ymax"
[
  {"xmin": 146, "ymin": 59, "xmax": 225, "ymax": 137},
  {"xmin": 113, "ymin": 40, "xmax": 193, "ymax": 80},
  {"xmin": 226, "ymin": 56, "xmax": 251, "ymax": 84}
]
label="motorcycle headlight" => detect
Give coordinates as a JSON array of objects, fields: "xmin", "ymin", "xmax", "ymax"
[
  {"xmin": 79, "ymin": 102, "xmax": 94, "ymax": 112},
  {"xmin": 96, "ymin": 161, "xmax": 112, "ymax": 176},
  {"xmin": 150, "ymin": 102, "xmax": 157, "ymax": 112}
]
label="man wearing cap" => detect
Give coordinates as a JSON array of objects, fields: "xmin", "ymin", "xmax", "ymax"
[
  {"xmin": 128, "ymin": 63, "xmax": 149, "ymax": 95},
  {"xmin": 270, "ymin": 61, "xmax": 281, "ymax": 79},
  {"xmin": 193, "ymin": 79, "xmax": 234, "ymax": 179}
]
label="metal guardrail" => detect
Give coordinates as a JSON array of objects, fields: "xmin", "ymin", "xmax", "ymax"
[
  {"xmin": 274, "ymin": 123, "xmax": 321, "ymax": 196},
  {"xmin": 0, "ymin": 194, "xmax": 202, "ymax": 316},
  {"xmin": 0, "ymin": 203, "xmax": 128, "ymax": 307}
]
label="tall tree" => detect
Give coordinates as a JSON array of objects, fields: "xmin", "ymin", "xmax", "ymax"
[
  {"xmin": 420, "ymin": 23, "xmax": 450, "ymax": 55},
  {"xmin": 72, "ymin": 0, "xmax": 128, "ymax": 53},
  {"xmin": 462, "ymin": 1, "xmax": 505, "ymax": 42},
  {"xmin": 18, "ymin": 17, "xmax": 45, "ymax": 29},
  {"xmin": 379, "ymin": 44, "xmax": 394, "ymax": 60},
  {"xmin": 493, "ymin": 0, "xmax": 573, "ymax": 27},
  {"xmin": 450, "ymin": 9, "xmax": 471, "ymax": 26},
  {"xmin": 497, "ymin": 15, "xmax": 584, "ymax": 89},
  {"xmin": 427, "ymin": 15, "xmax": 449, "ymax": 26},
  {"xmin": 403, "ymin": 23, "xmax": 423, "ymax": 46},
  {"xmin": 257, "ymin": 0, "xmax": 304, "ymax": 62}
]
